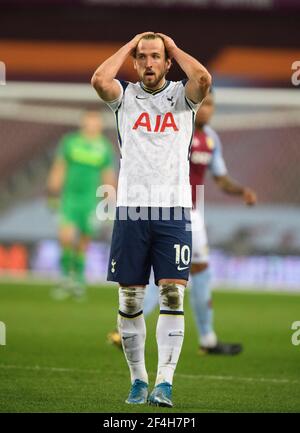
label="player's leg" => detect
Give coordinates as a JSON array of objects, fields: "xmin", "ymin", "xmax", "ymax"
[
  {"xmin": 148, "ymin": 277, "xmax": 186, "ymax": 407},
  {"xmin": 57, "ymin": 203, "xmax": 81, "ymax": 281},
  {"xmin": 107, "ymin": 207, "xmax": 151, "ymax": 403},
  {"xmin": 190, "ymin": 209, "xmax": 242, "ymax": 355},
  {"xmin": 149, "ymin": 207, "xmax": 191, "ymax": 407},
  {"xmin": 107, "ymin": 274, "xmax": 158, "ymax": 349},
  {"xmin": 189, "ymin": 209, "xmax": 217, "ymax": 347},
  {"xmin": 190, "ymin": 262, "xmax": 217, "ymax": 347},
  {"xmin": 72, "ymin": 234, "xmax": 90, "ymax": 299},
  {"xmin": 59, "ymin": 224, "xmax": 76, "ymax": 278},
  {"xmin": 52, "ymin": 222, "xmax": 77, "ymax": 299},
  {"xmin": 71, "ymin": 208, "xmax": 95, "ymax": 299},
  {"xmin": 118, "ymin": 284, "xmax": 148, "ymax": 403}
]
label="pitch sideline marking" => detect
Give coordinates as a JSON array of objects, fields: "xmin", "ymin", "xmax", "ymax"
[{"xmin": 0, "ymin": 364, "xmax": 298, "ymax": 385}]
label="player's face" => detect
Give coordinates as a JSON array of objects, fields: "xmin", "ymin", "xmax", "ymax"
[
  {"xmin": 134, "ymin": 38, "xmax": 171, "ymax": 89},
  {"xmin": 81, "ymin": 113, "xmax": 102, "ymax": 137},
  {"xmin": 195, "ymin": 94, "xmax": 214, "ymax": 128}
]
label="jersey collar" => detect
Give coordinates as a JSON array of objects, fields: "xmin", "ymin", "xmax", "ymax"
[{"xmin": 139, "ymin": 80, "xmax": 170, "ymax": 96}]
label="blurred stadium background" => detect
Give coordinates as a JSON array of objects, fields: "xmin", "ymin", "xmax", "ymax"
[{"xmin": 0, "ymin": 0, "xmax": 299, "ymax": 291}]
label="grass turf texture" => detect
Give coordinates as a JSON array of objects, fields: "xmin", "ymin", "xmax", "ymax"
[{"xmin": 0, "ymin": 282, "xmax": 299, "ymax": 413}]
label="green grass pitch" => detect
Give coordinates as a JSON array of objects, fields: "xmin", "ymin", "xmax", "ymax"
[{"xmin": 0, "ymin": 281, "xmax": 300, "ymax": 413}]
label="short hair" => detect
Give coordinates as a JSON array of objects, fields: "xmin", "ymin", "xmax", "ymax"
[{"xmin": 132, "ymin": 34, "xmax": 170, "ymax": 60}]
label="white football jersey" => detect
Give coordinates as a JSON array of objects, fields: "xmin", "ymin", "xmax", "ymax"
[{"xmin": 104, "ymin": 79, "xmax": 200, "ymax": 208}]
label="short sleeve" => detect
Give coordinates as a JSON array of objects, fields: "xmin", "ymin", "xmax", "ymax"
[
  {"xmin": 185, "ymin": 96, "xmax": 202, "ymax": 113},
  {"xmin": 207, "ymin": 128, "xmax": 228, "ymax": 176},
  {"xmin": 102, "ymin": 79, "xmax": 125, "ymax": 112},
  {"xmin": 181, "ymin": 79, "xmax": 202, "ymax": 113}
]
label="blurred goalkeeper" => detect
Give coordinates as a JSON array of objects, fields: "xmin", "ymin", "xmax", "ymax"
[
  {"xmin": 108, "ymin": 91, "xmax": 257, "ymax": 353},
  {"xmin": 47, "ymin": 111, "xmax": 116, "ymax": 300}
]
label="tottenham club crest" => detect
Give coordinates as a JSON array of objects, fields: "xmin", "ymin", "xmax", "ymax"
[
  {"xmin": 167, "ymin": 96, "xmax": 175, "ymax": 106},
  {"xmin": 111, "ymin": 259, "xmax": 116, "ymax": 273}
]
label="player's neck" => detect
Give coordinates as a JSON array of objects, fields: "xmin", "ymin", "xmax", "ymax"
[{"xmin": 141, "ymin": 78, "xmax": 168, "ymax": 94}]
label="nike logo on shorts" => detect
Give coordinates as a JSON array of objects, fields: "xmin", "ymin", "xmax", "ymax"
[{"xmin": 177, "ymin": 265, "xmax": 189, "ymax": 271}]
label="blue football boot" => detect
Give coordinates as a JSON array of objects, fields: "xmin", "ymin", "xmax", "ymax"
[
  {"xmin": 125, "ymin": 379, "xmax": 148, "ymax": 404},
  {"xmin": 148, "ymin": 382, "xmax": 173, "ymax": 408}
]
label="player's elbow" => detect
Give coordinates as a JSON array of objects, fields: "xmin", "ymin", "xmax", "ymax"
[
  {"xmin": 46, "ymin": 178, "xmax": 60, "ymax": 197},
  {"xmin": 91, "ymin": 71, "xmax": 106, "ymax": 91},
  {"xmin": 197, "ymin": 71, "xmax": 212, "ymax": 95}
]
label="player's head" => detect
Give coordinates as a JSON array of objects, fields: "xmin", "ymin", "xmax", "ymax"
[
  {"xmin": 195, "ymin": 89, "xmax": 215, "ymax": 129},
  {"xmin": 80, "ymin": 111, "xmax": 102, "ymax": 137},
  {"xmin": 133, "ymin": 34, "xmax": 172, "ymax": 89}
]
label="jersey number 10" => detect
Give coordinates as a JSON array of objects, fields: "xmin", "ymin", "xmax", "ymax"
[{"xmin": 174, "ymin": 244, "xmax": 191, "ymax": 266}]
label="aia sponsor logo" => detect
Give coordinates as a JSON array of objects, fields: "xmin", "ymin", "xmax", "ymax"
[{"xmin": 133, "ymin": 112, "xmax": 179, "ymax": 132}]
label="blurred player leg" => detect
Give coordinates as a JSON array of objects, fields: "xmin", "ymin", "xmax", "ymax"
[
  {"xmin": 190, "ymin": 209, "xmax": 242, "ymax": 355},
  {"xmin": 190, "ymin": 263, "xmax": 217, "ymax": 346},
  {"xmin": 72, "ymin": 234, "xmax": 90, "ymax": 300},
  {"xmin": 71, "ymin": 209, "xmax": 96, "ymax": 300},
  {"xmin": 52, "ymin": 223, "xmax": 77, "ymax": 300},
  {"xmin": 190, "ymin": 209, "xmax": 216, "ymax": 345}
]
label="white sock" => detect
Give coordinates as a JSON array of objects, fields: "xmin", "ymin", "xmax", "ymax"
[
  {"xmin": 200, "ymin": 331, "xmax": 217, "ymax": 348},
  {"xmin": 118, "ymin": 287, "xmax": 148, "ymax": 384},
  {"xmin": 155, "ymin": 283, "xmax": 185, "ymax": 386}
]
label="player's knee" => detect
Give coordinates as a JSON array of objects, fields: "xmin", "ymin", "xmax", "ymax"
[
  {"xmin": 59, "ymin": 226, "xmax": 76, "ymax": 246},
  {"xmin": 190, "ymin": 267, "xmax": 211, "ymax": 305},
  {"xmin": 119, "ymin": 286, "xmax": 145, "ymax": 316},
  {"xmin": 191, "ymin": 262, "xmax": 208, "ymax": 274},
  {"xmin": 159, "ymin": 283, "xmax": 184, "ymax": 310}
]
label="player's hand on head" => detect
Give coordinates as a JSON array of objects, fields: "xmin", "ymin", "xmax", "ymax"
[
  {"xmin": 130, "ymin": 32, "xmax": 155, "ymax": 49},
  {"xmin": 243, "ymin": 188, "xmax": 257, "ymax": 206},
  {"xmin": 155, "ymin": 33, "xmax": 177, "ymax": 57}
]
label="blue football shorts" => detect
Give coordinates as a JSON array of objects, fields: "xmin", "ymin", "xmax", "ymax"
[{"xmin": 107, "ymin": 207, "xmax": 192, "ymax": 286}]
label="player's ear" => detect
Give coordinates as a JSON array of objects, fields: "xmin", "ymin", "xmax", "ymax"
[
  {"xmin": 166, "ymin": 58, "xmax": 172, "ymax": 73},
  {"xmin": 133, "ymin": 58, "xmax": 137, "ymax": 71}
]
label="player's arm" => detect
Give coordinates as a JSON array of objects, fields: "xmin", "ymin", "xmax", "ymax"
[
  {"xmin": 46, "ymin": 157, "xmax": 65, "ymax": 211},
  {"xmin": 101, "ymin": 168, "xmax": 117, "ymax": 190},
  {"xmin": 91, "ymin": 32, "xmax": 154, "ymax": 102},
  {"xmin": 157, "ymin": 33, "xmax": 212, "ymax": 104},
  {"xmin": 47, "ymin": 157, "xmax": 65, "ymax": 197},
  {"xmin": 213, "ymin": 175, "xmax": 257, "ymax": 206},
  {"xmin": 209, "ymin": 129, "xmax": 257, "ymax": 206},
  {"xmin": 101, "ymin": 137, "xmax": 118, "ymax": 190}
]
